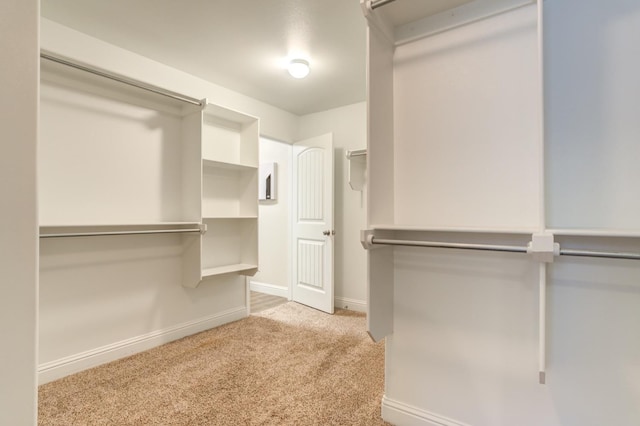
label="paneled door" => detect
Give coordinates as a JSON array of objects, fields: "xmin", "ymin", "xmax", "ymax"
[{"xmin": 292, "ymin": 133, "xmax": 334, "ymax": 313}]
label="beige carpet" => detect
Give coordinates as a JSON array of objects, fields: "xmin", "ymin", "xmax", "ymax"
[{"xmin": 38, "ymin": 302, "xmax": 389, "ymax": 425}]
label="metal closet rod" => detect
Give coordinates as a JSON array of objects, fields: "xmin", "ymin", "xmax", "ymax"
[
  {"xmin": 370, "ymin": 237, "xmax": 640, "ymax": 260},
  {"xmin": 371, "ymin": 0, "xmax": 397, "ymax": 10},
  {"xmin": 40, "ymin": 228, "xmax": 203, "ymax": 239},
  {"xmin": 559, "ymin": 249, "xmax": 640, "ymax": 261},
  {"xmin": 40, "ymin": 52, "xmax": 203, "ymax": 107}
]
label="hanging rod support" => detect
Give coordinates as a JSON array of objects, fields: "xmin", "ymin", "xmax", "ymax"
[
  {"xmin": 40, "ymin": 52, "xmax": 203, "ymax": 107},
  {"xmin": 370, "ymin": 0, "xmax": 397, "ymax": 11}
]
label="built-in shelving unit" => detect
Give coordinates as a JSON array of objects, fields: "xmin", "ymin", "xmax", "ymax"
[
  {"xmin": 198, "ymin": 103, "xmax": 259, "ymax": 282},
  {"xmin": 361, "ymin": 0, "xmax": 640, "ymax": 406},
  {"xmin": 39, "ymin": 55, "xmax": 205, "ymax": 288},
  {"xmin": 39, "ymin": 55, "xmax": 260, "ymax": 289},
  {"xmin": 361, "ymin": 0, "xmax": 542, "ymax": 342}
]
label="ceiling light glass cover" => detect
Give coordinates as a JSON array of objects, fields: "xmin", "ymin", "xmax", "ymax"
[{"xmin": 288, "ymin": 59, "xmax": 310, "ymax": 79}]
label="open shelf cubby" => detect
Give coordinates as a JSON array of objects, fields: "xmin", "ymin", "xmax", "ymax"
[
  {"xmin": 202, "ymin": 160, "xmax": 258, "ymax": 218},
  {"xmin": 201, "ymin": 218, "xmax": 258, "ymax": 278},
  {"xmin": 202, "ymin": 104, "xmax": 258, "ymax": 168}
]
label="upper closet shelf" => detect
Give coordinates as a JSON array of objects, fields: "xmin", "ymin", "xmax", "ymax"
[
  {"xmin": 203, "ymin": 158, "xmax": 258, "ymax": 171},
  {"xmin": 368, "ymin": 226, "xmax": 640, "ymax": 239},
  {"xmin": 361, "ymin": 0, "xmax": 536, "ymax": 45},
  {"xmin": 547, "ymin": 228, "xmax": 640, "ymax": 238},
  {"xmin": 369, "ymin": 224, "xmax": 538, "ymax": 235}
]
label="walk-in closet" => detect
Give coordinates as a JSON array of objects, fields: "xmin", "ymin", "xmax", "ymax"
[{"xmin": 2, "ymin": 0, "xmax": 639, "ymax": 424}]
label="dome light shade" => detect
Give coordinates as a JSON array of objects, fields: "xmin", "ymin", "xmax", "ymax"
[{"xmin": 288, "ymin": 59, "xmax": 310, "ymax": 79}]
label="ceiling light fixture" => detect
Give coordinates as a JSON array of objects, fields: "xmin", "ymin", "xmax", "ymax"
[{"xmin": 288, "ymin": 59, "xmax": 310, "ymax": 79}]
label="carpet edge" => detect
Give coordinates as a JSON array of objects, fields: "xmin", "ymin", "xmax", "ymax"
[{"xmin": 38, "ymin": 306, "xmax": 247, "ymax": 385}]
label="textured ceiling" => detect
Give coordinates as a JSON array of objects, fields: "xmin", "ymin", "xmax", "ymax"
[{"xmin": 41, "ymin": 0, "xmax": 368, "ymax": 116}]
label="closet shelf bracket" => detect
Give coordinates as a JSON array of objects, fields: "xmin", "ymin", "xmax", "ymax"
[{"xmin": 347, "ymin": 149, "xmax": 367, "ymax": 191}]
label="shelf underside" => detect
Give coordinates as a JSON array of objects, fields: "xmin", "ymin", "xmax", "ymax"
[{"xmin": 202, "ymin": 263, "xmax": 258, "ymax": 278}]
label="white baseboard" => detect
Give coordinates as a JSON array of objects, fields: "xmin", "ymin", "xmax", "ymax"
[
  {"xmin": 38, "ymin": 307, "xmax": 247, "ymax": 385},
  {"xmin": 334, "ymin": 296, "xmax": 367, "ymax": 313},
  {"xmin": 249, "ymin": 280, "xmax": 289, "ymax": 299},
  {"xmin": 382, "ymin": 396, "xmax": 471, "ymax": 426},
  {"xmin": 249, "ymin": 282, "xmax": 367, "ymax": 314}
]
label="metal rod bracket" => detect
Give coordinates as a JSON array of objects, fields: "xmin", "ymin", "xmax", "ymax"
[
  {"xmin": 527, "ymin": 233, "xmax": 559, "ymax": 263},
  {"xmin": 360, "ymin": 229, "xmax": 376, "ymax": 250}
]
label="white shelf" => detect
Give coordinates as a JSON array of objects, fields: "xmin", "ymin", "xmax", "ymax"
[
  {"xmin": 202, "ymin": 216, "xmax": 257, "ymax": 220},
  {"xmin": 203, "ymin": 158, "xmax": 257, "ymax": 171},
  {"xmin": 364, "ymin": 0, "xmax": 534, "ymax": 46},
  {"xmin": 40, "ymin": 221, "xmax": 201, "ymax": 230},
  {"xmin": 547, "ymin": 229, "xmax": 640, "ymax": 238},
  {"xmin": 202, "ymin": 263, "xmax": 258, "ymax": 278},
  {"xmin": 40, "ymin": 221, "xmax": 200, "ymax": 228},
  {"xmin": 370, "ymin": 224, "xmax": 538, "ymax": 235}
]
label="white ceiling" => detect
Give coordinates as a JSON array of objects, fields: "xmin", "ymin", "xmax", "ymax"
[{"xmin": 40, "ymin": 0, "xmax": 368, "ymax": 116}]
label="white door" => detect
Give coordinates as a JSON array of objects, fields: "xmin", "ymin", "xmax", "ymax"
[{"xmin": 292, "ymin": 133, "xmax": 334, "ymax": 314}]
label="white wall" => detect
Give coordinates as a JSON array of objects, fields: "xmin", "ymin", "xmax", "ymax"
[
  {"xmin": 545, "ymin": 0, "xmax": 640, "ymax": 229},
  {"xmin": 38, "ymin": 19, "xmax": 300, "ymax": 383},
  {"xmin": 299, "ymin": 102, "xmax": 368, "ymax": 311},
  {"xmin": 250, "ymin": 138, "xmax": 291, "ymax": 298},
  {"xmin": 0, "ymin": 0, "xmax": 39, "ymax": 424}
]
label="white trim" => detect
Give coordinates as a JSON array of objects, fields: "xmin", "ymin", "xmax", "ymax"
[
  {"xmin": 245, "ymin": 276, "xmax": 251, "ymax": 316},
  {"xmin": 37, "ymin": 307, "xmax": 247, "ymax": 385},
  {"xmin": 334, "ymin": 296, "xmax": 367, "ymax": 313},
  {"xmin": 395, "ymin": 0, "xmax": 535, "ymax": 46},
  {"xmin": 288, "ymin": 146, "xmax": 295, "ymax": 302},
  {"xmin": 382, "ymin": 396, "xmax": 472, "ymax": 426},
  {"xmin": 249, "ymin": 280, "xmax": 289, "ymax": 299}
]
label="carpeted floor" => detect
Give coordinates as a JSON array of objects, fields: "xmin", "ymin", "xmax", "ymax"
[{"xmin": 38, "ymin": 302, "xmax": 389, "ymax": 425}]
